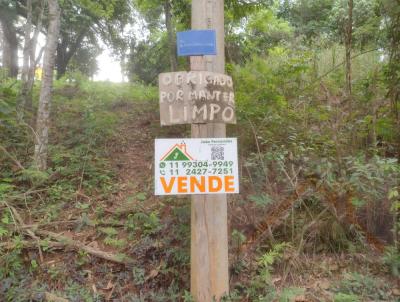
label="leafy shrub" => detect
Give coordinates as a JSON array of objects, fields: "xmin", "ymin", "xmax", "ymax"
[
  {"xmin": 126, "ymin": 211, "xmax": 161, "ymax": 237},
  {"xmin": 383, "ymin": 246, "xmax": 400, "ymax": 277},
  {"xmin": 333, "ymin": 273, "xmax": 391, "ymax": 301}
]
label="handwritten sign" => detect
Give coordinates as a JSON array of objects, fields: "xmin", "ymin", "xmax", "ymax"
[
  {"xmin": 177, "ymin": 30, "xmax": 217, "ymax": 56},
  {"xmin": 159, "ymin": 71, "xmax": 236, "ymax": 126},
  {"xmin": 154, "ymin": 138, "xmax": 239, "ymax": 195}
]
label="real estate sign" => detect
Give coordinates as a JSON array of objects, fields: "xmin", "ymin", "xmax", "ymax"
[{"xmin": 154, "ymin": 138, "xmax": 239, "ymax": 195}]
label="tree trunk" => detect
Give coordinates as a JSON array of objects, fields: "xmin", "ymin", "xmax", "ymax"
[
  {"xmin": 56, "ymin": 53, "xmax": 68, "ymax": 79},
  {"xmin": 344, "ymin": 0, "xmax": 354, "ymax": 150},
  {"xmin": 34, "ymin": 0, "xmax": 61, "ymax": 171},
  {"xmin": 26, "ymin": 0, "xmax": 45, "ymax": 123},
  {"xmin": 55, "ymin": 28, "xmax": 88, "ymax": 79},
  {"xmin": 18, "ymin": 0, "xmax": 33, "ymax": 119},
  {"xmin": 385, "ymin": 1, "xmax": 400, "ymax": 160},
  {"xmin": 0, "ymin": 12, "xmax": 18, "ymax": 78},
  {"xmin": 164, "ymin": 0, "xmax": 178, "ymax": 72},
  {"xmin": 345, "ymin": 0, "xmax": 353, "ymax": 99}
]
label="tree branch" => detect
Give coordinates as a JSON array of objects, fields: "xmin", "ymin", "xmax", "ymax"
[{"xmin": 0, "ymin": 145, "xmax": 25, "ymax": 170}]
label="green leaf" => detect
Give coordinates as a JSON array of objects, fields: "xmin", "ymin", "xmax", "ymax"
[
  {"xmin": 100, "ymin": 227, "xmax": 118, "ymax": 236},
  {"xmin": 40, "ymin": 239, "xmax": 51, "ymax": 251},
  {"xmin": 31, "ymin": 259, "xmax": 38, "ymax": 269},
  {"xmin": 351, "ymin": 198, "xmax": 366, "ymax": 208},
  {"xmin": 1, "ymin": 213, "xmax": 10, "ymax": 225},
  {"xmin": 136, "ymin": 192, "xmax": 147, "ymax": 201},
  {"xmin": 76, "ymin": 202, "xmax": 90, "ymax": 210},
  {"xmin": 249, "ymin": 194, "xmax": 273, "ymax": 206},
  {"xmin": 0, "ymin": 227, "xmax": 8, "ymax": 237},
  {"xmin": 0, "ymin": 183, "xmax": 14, "ymax": 195},
  {"xmin": 19, "ymin": 168, "xmax": 49, "ymax": 184},
  {"xmin": 388, "ymin": 189, "xmax": 399, "ymax": 200}
]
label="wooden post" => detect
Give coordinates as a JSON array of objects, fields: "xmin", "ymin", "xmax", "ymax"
[{"xmin": 190, "ymin": 0, "xmax": 229, "ymax": 301}]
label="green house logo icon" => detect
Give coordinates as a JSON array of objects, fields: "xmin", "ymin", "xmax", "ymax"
[{"xmin": 160, "ymin": 142, "xmax": 194, "ymax": 161}]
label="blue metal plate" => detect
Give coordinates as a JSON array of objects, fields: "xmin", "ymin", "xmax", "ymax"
[{"xmin": 177, "ymin": 30, "xmax": 217, "ymax": 56}]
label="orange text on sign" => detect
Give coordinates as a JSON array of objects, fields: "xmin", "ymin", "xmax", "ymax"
[{"xmin": 160, "ymin": 176, "xmax": 235, "ymax": 194}]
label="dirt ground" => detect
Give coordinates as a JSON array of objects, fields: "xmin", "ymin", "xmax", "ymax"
[{"xmin": 4, "ymin": 100, "xmax": 399, "ymax": 301}]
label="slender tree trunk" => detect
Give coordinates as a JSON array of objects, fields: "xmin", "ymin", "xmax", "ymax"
[
  {"xmin": 386, "ymin": 4, "xmax": 400, "ymax": 160},
  {"xmin": 0, "ymin": 14, "xmax": 18, "ymax": 78},
  {"xmin": 365, "ymin": 68, "xmax": 379, "ymax": 158},
  {"xmin": 56, "ymin": 56, "xmax": 68, "ymax": 79},
  {"xmin": 121, "ymin": 51, "xmax": 126, "ymax": 82},
  {"xmin": 18, "ymin": 0, "xmax": 33, "ymax": 119},
  {"xmin": 345, "ymin": 0, "xmax": 353, "ymax": 99},
  {"xmin": 313, "ymin": 50, "xmax": 318, "ymax": 79},
  {"xmin": 26, "ymin": 0, "xmax": 45, "ymax": 123},
  {"xmin": 21, "ymin": 0, "xmax": 33, "ymax": 84},
  {"xmin": 164, "ymin": 0, "xmax": 178, "ymax": 72},
  {"xmin": 344, "ymin": 0, "xmax": 354, "ymax": 150},
  {"xmin": 34, "ymin": 0, "xmax": 61, "ymax": 171}
]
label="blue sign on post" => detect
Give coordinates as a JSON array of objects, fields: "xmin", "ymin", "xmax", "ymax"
[{"xmin": 177, "ymin": 30, "xmax": 217, "ymax": 56}]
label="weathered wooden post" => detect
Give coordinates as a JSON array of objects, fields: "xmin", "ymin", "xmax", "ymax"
[
  {"xmin": 156, "ymin": 1, "xmax": 235, "ymax": 301},
  {"xmin": 190, "ymin": 1, "xmax": 229, "ymax": 301}
]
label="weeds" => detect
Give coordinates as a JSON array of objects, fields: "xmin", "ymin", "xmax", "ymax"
[
  {"xmin": 0, "ymin": 78, "xmax": 158, "ymax": 300},
  {"xmin": 333, "ymin": 273, "xmax": 391, "ymax": 301},
  {"xmin": 383, "ymin": 246, "xmax": 400, "ymax": 277},
  {"xmin": 1, "ymin": 65, "xmax": 399, "ymax": 300}
]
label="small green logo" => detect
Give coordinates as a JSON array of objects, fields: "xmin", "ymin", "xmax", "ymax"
[{"xmin": 160, "ymin": 143, "xmax": 194, "ymax": 161}]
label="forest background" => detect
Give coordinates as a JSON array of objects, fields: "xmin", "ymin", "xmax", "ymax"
[{"xmin": 0, "ymin": 0, "xmax": 399, "ymax": 301}]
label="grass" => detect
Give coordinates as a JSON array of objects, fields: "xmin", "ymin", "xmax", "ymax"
[{"xmin": 0, "ymin": 73, "xmax": 399, "ymax": 301}]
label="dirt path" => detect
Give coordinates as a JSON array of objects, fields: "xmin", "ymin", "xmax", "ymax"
[
  {"xmin": 107, "ymin": 101, "xmax": 188, "ymax": 212},
  {"xmin": 107, "ymin": 103, "xmax": 158, "ymax": 212}
]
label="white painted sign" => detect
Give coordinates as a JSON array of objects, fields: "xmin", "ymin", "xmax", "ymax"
[
  {"xmin": 159, "ymin": 71, "xmax": 236, "ymax": 126},
  {"xmin": 155, "ymin": 138, "xmax": 239, "ymax": 195}
]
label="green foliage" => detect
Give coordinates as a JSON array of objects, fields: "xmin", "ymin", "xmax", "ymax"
[
  {"xmin": 258, "ymin": 242, "xmax": 291, "ymax": 283},
  {"xmin": 333, "ymin": 273, "xmax": 391, "ymax": 301},
  {"xmin": 126, "ymin": 211, "xmax": 161, "ymax": 237},
  {"xmin": 2, "ymin": 1, "xmax": 400, "ymax": 300},
  {"xmin": 76, "ymin": 250, "xmax": 90, "ymax": 267},
  {"xmin": 74, "ymin": 0, "xmax": 118, "ymax": 19},
  {"xmin": 232, "ymin": 229, "xmax": 246, "ymax": 249},
  {"xmin": 103, "ymin": 237, "xmax": 126, "ymax": 248},
  {"xmin": 0, "ymin": 83, "xmax": 17, "ymax": 121},
  {"xmin": 0, "ymin": 236, "xmax": 23, "ymax": 279},
  {"xmin": 182, "ymin": 290, "xmax": 195, "ymax": 302},
  {"xmin": 344, "ymin": 156, "xmax": 400, "ymax": 211},
  {"xmin": 0, "ymin": 182, "xmax": 14, "ymax": 198},
  {"xmin": 244, "ymin": 9, "xmax": 294, "ymax": 57},
  {"xmin": 286, "ymin": 0, "xmax": 335, "ymax": 39},
  {"xmin": 99, "ymin": 227, "xmax": 118, "ymax": 237},
  {"xmin": 68, "ymin": 45, "xmax": 101, "ymax": 77},
  {"xmin": 136, "ymin": 192, "xmax": 147, "ymax": 201},
  {"xmin": 0, "ymin": 79, "xmax": 159, "ymax": 300},
  {"xmin": 17, "ymin": 168, "xmax": 49, "ymax": 185},
  {"xmin": 57, "ymin": 0, "xmax": 132, "ymax": 78},
  {"xmin": 132, "ymin": 266, "xmax": 146, "ymax": 285},
  {"xmin": 249, "ymin": 194, "xmax": 274, "ymax": 207},
  {"xmin": 334, "ymin": 292, "xmax": 361, "ymax": 302},
  {"xmin": 64, "ymin": 280, "xmax": 98, "ymax": 302},
  {"xmin": 99, "ymin": 227, "xmax": 125, "ymax": 248},
  {"xmin": 233, "ymin": 46, "xmax": 311, "ymax": 120},
  {"xmin": 128, "ymin": 33, "xmax": 170, "ymax": 84},
  {"xmin": 382, "ymin": 246, "xmax": 400, "ymax": 277},
  {"xmin": 329, "ymin": 0, "xmax": 381, "ymax": 44},
  {"xmin": 279, "ymin": 287, "xmax": 305, "ymax": 302}
]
